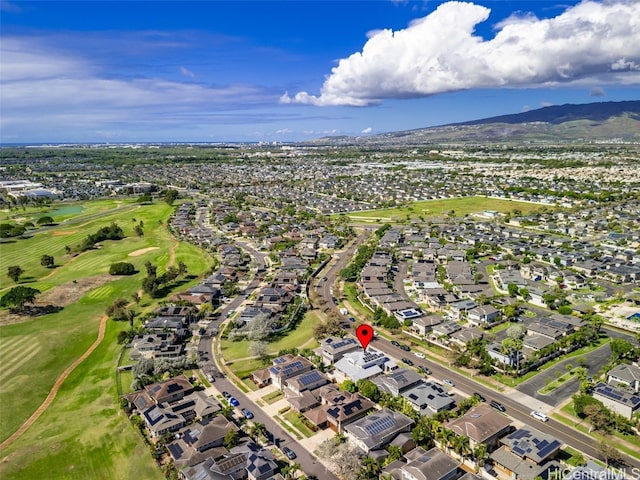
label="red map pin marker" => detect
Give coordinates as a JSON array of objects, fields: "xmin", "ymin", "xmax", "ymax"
[{"xmin": 356, "ymin": 324, "xmax": 374, "ymax": 351}]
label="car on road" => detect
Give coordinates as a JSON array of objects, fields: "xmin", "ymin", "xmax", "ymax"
[
  {"xmin": 473, "ymin": 392, "xmax": 486, "ymax": 402},
  {"xmin": 390, "ymin": 340, "xmax": 400, "ymax": 347},
  {"xmin": 399, "ymin": 344, "xmax": 411, "ymax": 351},
  {"xmin": 530, "ymin": 410, "xmax": 549, "ymax": 422},
  {"xmin": 443, "ymin": 379, "xmax": 455, "ymax": 387},
  {"xmin": 490, "ymin": 400, "xmax": 506, "ymax": 412},
  {"xmin": 418, "ymin": 365, "xmax": 432, "ymax": 375},
  {"xmin": 222, "ymin": 391, "xmax": 231, "ymax": 399},
  {"xmin": 229, "ymin": 397, "xmax": 240, "ymax": 407},
  {"xmin": 282, "ymin": 446, "xmax": 297, "ymax": 460},
  {"xmin": 401, "ymin": 357, "xmax": 414, "ymax": 366},
  {"xmin": 241, "ymin": 408, "xmax": 254, "ymax": 419},
  {"xmin": 348, "ymin": 317, "xmax": 356, "ymax": 323},
  {"xmin": 414, "ymin": 352, "xmax": 425, "ymax": 359}
]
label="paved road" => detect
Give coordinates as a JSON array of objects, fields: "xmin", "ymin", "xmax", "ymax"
[
  {"xmin": 319, "ymin": 265, "xmax": 640, "ymax": 468},
  {"xmin": 205, "ymin": 374, "xmax": 338, "ymax": 480},
  {"xmin": 367, "ymin": 335, "xmax": 640, "ymax": 469},
  {"xmin": 194, "ymin": 227, "xmax": 338, "ymax": 480}
]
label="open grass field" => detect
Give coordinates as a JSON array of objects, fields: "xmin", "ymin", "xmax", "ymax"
[
  {"xmin": 345, "ymin": 196, "xmax": 544, "ymax": 223},
  {"xmin": 220, "ymin": 309, "xmax": 320, "ymax": 363},
  {"xmin": 0, "ymin": 199, "xmax": 213, "ymax": 479},
  {"xmin": 0, "ymin": 320, "xmax": 164, "ymax": 480}
]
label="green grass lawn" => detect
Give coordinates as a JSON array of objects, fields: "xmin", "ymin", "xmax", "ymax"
[
  {"xmin": 0, "ymin": 320, "xmax": 164, "ymax": 480},
  {"xmin": 262, "ymin": 390, "xmax": 284, "ymax": 404},
  {"xmin": 0, "ymin": 200, "xmax": 213, "ymax": 479},
  {"xmin": 221, "ymin": 308, "xmax": 320, "ymax": 362},
  {"xmin": 345, "ymin": 196, "xmax": 543, "ymax": 222},
  {"xmin": 283, "ymin": 411, "xmax": 316, "ymax": 438},
  {"xmin": 555, "ymin": 405, "xmax": 640, "ymax": 458}
]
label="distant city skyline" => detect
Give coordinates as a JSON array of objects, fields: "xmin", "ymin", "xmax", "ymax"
[{"xmin": 1, "ymin": 0, "xmax": 639, "ymax": 143}]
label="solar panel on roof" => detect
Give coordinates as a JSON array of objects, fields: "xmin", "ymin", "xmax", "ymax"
[
  {"xmin": 512, "ymin": 446, "xmax": 526, "ymax": 456},
  {"xmin": 364, "ymin": 415, "xmax": 395, "ymax": 436},
  {"xmin": 537, "ymin": 441, "xmax": 561, "ymax": 459},
  {"xmin": 168, "ymin": 444, "xmax": 183, "ymax": 457}
]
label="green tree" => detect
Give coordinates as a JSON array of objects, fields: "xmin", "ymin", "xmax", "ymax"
[
  {"xmin": 507, "ymin": 283, "xmax": 519, "ymax": 297},
  {"xmin": 341, "ymin": 379, "xmax": 357, "ymax": 393},
  {"xmin": 610, "ymin": 338, "xmax": 634, "ymax": 360},
  {"xmin": 134, "ymin": 224, "xmax": 144, "ymax": 237},
  {"xmin": 40, "ymin": 254, "xmax": 55, "ymax": 268},
  {"xmin": 223, "ymin": 429, "xmax": 239, "ymax": 449},
  {"xmin": 109, "ymin": 262, "xmax": 136, "ymax": 275},
  {"xmin": 7, "ymin": 265, "xmax": 24, "ymax": 283},
  {"xmin": 0, "ymin": 286, "xmax": 40, "ymax": 311},
  {"xmin": 162, "ymin": 189, "xmax": 179, "ymax": 205},
  {"xmin": 36, "ymin": 215, "xmax": 55, "ymax": 226}
]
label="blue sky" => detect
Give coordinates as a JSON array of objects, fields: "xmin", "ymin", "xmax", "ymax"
[{"xmin": 1, "ymin": 0, "xmax": 639, "ymax": 143}]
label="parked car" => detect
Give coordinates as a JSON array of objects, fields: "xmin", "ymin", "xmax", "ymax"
[
  {"xmin": 443, "ymin": 379, "xmax": 455, "ymax": 387},
  {"xmin": 414, "ymin": 352, "xmax": 425, "ymax": 359},
  {"xmin": 418, "ymin": 365, "xmax": 432, "ymax": 375},
  {"xmin": 530, "ymin": 410, "xmax": 549, "ymax": 422},
  {"xmin": 401, "ymin": 357, "xmax": 414, "ymax": 366},
  {"xmin": 473, "ymin": 392, "xmax": 486, "ymax": 402},
  {"xmin": 390, "ymin": 340, "xmax": 400, "ymax": 347},
  {"xmin": 242, "ymin": 408, "xmax": 254, "ymax": 419},
  {"xmin": 282, "ymin": 446, "xmax": 296, "ymax": 460},
  {"xmin": 399, "ymin": 344, "xmax": 411, "ymax": 351},
  {"xmin": 222, "ymin": 391, "xmax": 231, "ymax": 399},
  {"xmin": 229, "ymin": 397, "xmax": 240, "ymax": 407},
  {"xmin": 490, "ymin": 400, "xmax": 506, "ymax": 412}
]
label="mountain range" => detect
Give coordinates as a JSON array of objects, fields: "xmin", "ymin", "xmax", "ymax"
[{"xmin": 309, "ymin": 100, "xmax": 640, "ymax": 146}]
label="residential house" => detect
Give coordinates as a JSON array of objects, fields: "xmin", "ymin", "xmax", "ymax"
[
  {"xmin": 167, "ymin": 416, "xmax": 239, "ymax": 468},
  {"xmin": 333, "ymin": 349, "xmax": 390, "ymax": 383},
  {"xmin": 401, "ymin": 381, "xmax": 456, "ymax": 416},
  {"xmin": 410, "ymin": 314, "xmax": 444, "ymax": 336},
  {"xmin": 373, "ymin": 368, "xmax": 423, "ymax": 397},
  {"xmin": 323, "ymin": 390, "xmax": 375, "ymax": 433},
  {"xmin": 399, "ymin": 446, "xmax": 462, "ymax": 480},
  {"xmin": 467, "ymin": 305, "xmax": 500, "ymax": 327},
  {"xmin": 607, "ymin": 363, "xmax": 640, "ymax": 393},
  {"xmin": 444, "ymin": 404, "xmax": 512, "ymax": 452},
  {"xmin": 268, "ymin": 354, "xmax": 314, "ymax": 389},
  {"xmin": 344, "ymin": 408, "xmax": 414, "ymax": 453},
  {"xmin": 130, "ymin": 332, "xmax": 182, "ymax": 360},
  {"xmin": 284, "ymin": 369, "xmax": 329, "ymax": 396},
  {"xmin": 592, "ymin": 383, "xmax": 640, "ymax": 419},
  {"xmin": 319, "ymin": 336, "xmax": 360, "ymax": 366},
  {"xmin": 490, "ymin": 427, "xmax": 562, "ymax": 480}
]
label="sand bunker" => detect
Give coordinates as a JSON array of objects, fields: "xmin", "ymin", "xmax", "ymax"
[
  {"xmin": 52, "ymin": 230, "xmax": 77, "ymax": 236},
  {"xmin": 128, "ymin": 246, "xmax": 160, "ymax": 257}
]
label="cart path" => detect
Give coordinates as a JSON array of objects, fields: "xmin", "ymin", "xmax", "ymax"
[{"xmin": 0, "ymin": 313, "xmax": 108, "ymax": 450}]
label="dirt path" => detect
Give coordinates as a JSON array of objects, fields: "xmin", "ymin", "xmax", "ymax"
[
  {"xmin": 167, "ymin": 240, "xmax": 179, "ymax": 268},
  {"xmin": 0, "ymin": 313, "xmax": 108, "ymax": 450}
]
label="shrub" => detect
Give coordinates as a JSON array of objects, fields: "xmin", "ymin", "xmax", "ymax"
[{"xmin": 109, "ymin": 262, "xmax": 136, "ymax": 275}]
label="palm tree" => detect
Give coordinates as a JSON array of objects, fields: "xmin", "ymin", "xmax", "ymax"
[
  {"xmin": 473, "ymin": 443, "xmax": 488, "ymax": 467},
  {"xmin": 249, "ymin": 422, "xmax": 267, "ymax": 442},
  {"xmin": 220, "ymin": 405, "xmax": 234, "ymax": 420},
  {"xmin": 453, "ymin": 434, "xmax": 471, "ymax": 462},
  {"xmin": 282, "ymin": 462, "xmax": 301, "ymax": 480},
  {"xmin": 360, "ymin": 456, "xmax": 381, "ymax": 479}
]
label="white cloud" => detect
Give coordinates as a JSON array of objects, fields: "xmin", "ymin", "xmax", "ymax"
[
  {"xmin": 589, "ymin": 86, "xmax": 606, "ymax": 97},
  {"xmin": 282, "ymin": 1, "xmax": 640, "ymax": 106},
  {"xmin": 179, "ymin": 66, "xmax": 195, "ymax": 78},
  {"xmin": 361, "ymin": 127, "xmax": 372, "ymax": 133},
  {"xmin": 1, "ymin": 37, "xmax": 273, "ymax": 139}
]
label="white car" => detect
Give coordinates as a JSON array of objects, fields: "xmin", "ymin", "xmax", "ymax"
[
  {"xmin": 414, "ymin": 352, "xmax": 425, "ymax": 359},
  {"xmin": 530, "ymin": 410, "xmax": 549, "ymax": 422}
]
